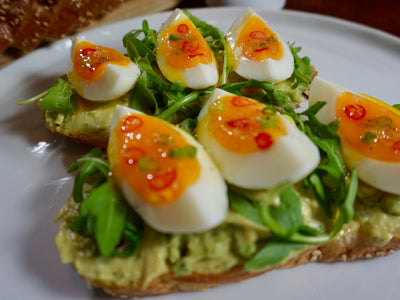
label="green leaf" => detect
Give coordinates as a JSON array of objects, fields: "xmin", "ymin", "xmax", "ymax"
[
  {"xmin": 80, "ymin": 182, "xmax": 127, "ymax": 256},
  {"xmin": 393, "ymin": 104, "xmax": 400, "ymax": 111},
  {"xmin": 269, "ymin": 186, "xmax": 304, "ymax": 233},
  {"xmin": 289, "ymin": 43, "xmax": 313, "ymax": 88},
  {"xmin": 244, "ymin": 240, "xmax": 304, "ymax": 271},
  {"xmin": 260, "ymin": 185, "xmax": 304, "ymax": 238},
  {"xmin": 228, "ymin": 188, "xmax": 264, "ymax": 226},
  {"xmin": 40, "ymin": 78, "xmax": 75, "ymax": 113},
  {"xmin": 129, "ymin": 71, "xmax": 159, "ymax": 114},
  {"xmin": 178, "ymin": 118, "xmax": 198, "ymax": 135},
  {"xmin": 67, "ymin": 148, "xmax": 109, "ymax": 203}
]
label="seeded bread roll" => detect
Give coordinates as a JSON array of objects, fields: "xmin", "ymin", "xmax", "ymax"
[{"xmin": 0, "ymin": 0, "xmax": 124, "ymax": 54}]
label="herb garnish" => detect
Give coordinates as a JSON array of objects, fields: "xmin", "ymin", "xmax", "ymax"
[{"xmin": 67, "ymin": 148, "xmax": 143, "ymax": 257}]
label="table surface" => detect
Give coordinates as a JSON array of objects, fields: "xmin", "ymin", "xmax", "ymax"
[{"xmin": 1, "ymin": 0, "xmax": 398, "ymax": 69}]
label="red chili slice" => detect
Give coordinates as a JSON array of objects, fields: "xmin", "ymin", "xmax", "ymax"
[
  {"xmin": 182, "ymin": 40, "xmax": 199, "ymax": 52},
  {"xmin": 81, "ymin": 47, "xmax": 97, "ymax": 56},
  {"xmin": 188, "ymin": 53, "xmax": 204, "ymax": 58},
  {"xmin": 147, "ymin": 169, "xmax": 177, "ymax": 191},
  {"xmin": 255, "ymin": 47, "xmax": 269, "ymax": 52},
  {"xmin": 344, "ymin": 104, "xmax": 366, "ymax": 120},
  {"xmin": 255, "ymin": 132, "xmax": 274, "ymax": 150},
  {"xmin": 226, "ymin": 118, "xmax": 250, "ymax": 129},
  {"xmin": 393, "ymin": 140, "xmax": 400, "ymax": 155},
  {"xmin": 123, "ymin": 147, "xmax": 145, "ymax": 165},
  {"xmin": 249, "ymin": 31, "xmax": 268, "ymax": 40},
  {"xmin": 121, "ymin": 115, "xmax": 143, "ymax": 132},
  {"xmin": 231, "ymin": 96, "xmax": 253, "ymax": 107},
  {"xmin": 177, "ymin": 23, "xmax": 189, "ymax": 33}
]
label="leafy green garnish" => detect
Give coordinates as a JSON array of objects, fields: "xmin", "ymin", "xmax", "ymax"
[
  {"xmin": 289, "ymin": 43, "xmax": 313, "ymax": 88},
  {"xmin": 67, "ymin": 148, "xmax": 143, "ymax": 257},
  {"xmin": 393, "ymin": 104, "xmax": 400, "ymax": 111},
  {"xmin": 244, "ymin": 240, "xmax": 304, "ymax": 271},
  {"xmin": 39, "ymin": 78, "xmax": 75, "ymax": 113}
]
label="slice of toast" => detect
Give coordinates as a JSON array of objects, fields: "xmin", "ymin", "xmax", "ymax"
[{"xmin": 55, "ymin": 190, "xmax": 400, "ymax": 298}]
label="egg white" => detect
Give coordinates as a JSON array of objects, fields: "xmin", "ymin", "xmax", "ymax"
[
  {"xmin": 108, "ymin": 105, "xmax": 228, "ymax": 233},
  {"xmin": 197, "ymin": 89, "xmax": 320, "ymax": 189},
  {"xmin": 156, "ymin": 9, "xmax": 219, "ymax": 89},
  {"xmin": 225, "ymin": 8, "xmax": 294, "ymax": 83},
  {"xmin": 309, "ymin": 76, "xmax": 400, "ymax": 195},
  {"xmin": 68, "ymin": 36, "xmax": 140, "ymax": 101}
]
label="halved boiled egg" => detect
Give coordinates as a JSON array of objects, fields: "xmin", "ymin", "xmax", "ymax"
[
  {"xmin": 225, "ymin": 8, "xmax": 294, "ymax": 83},
  {"xmin": 309, "ymin": 76, "xmax": 400, "ymax": 195},
  {"xmin": 196, "ymin": 88, "xmax": 320, "ymax": 189},
  {"xmin": 155, "ymin": 9, "xmax": 219, "ymax": 89},
  {"xmin": 68, "ymin": 36, "xmax": 140, "ymax": 101},
  {"xmin": 107, "ymin": 105, "xmax": 228, "ymax": 233}
]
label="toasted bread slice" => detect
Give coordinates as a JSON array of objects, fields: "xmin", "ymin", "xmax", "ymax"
[{"xmin": 55, "ymin": 190, "xmax": 400, "ymax": 298}]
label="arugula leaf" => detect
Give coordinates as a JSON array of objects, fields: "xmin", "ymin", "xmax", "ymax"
[
  {"xmin": 393, "ymin": 104, "xmax": 400, "ymax": 111},
  {"xmin": 39, "ymin": 78, "xmax": 75, "ymax": 113},
  {"xmin": 289, "ymin": 43, "xmax": 313, "ymax": 88},
  {"xmin": 244, "ymin": 240, "xmax": 304, "ymax": 271},
  {"xmin": 229, "ymin": 188, "xmax": 264, "ymax": 226},
  {"xmin": 178, "ymin": 118, "xmax": 198, "ymax": 135},
  {"xmin": 268, "ymin": 186, "xmax": 304, "ymax": 235},
  {"xmin": 80, "ymin": 181, "xmax": 127, "ymax": 256},
  {"xmin": 67, "ymin": 148, "xmax": 109, "ymax": 203},
  {"xmin": 68, "ymin": 148, "xmax": 143, "ymax": 257}
]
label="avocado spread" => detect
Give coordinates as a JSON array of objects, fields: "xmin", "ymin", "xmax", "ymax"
[{"xmin": 55, "ymin": 182, "xmax": 400, "ymax": 288}]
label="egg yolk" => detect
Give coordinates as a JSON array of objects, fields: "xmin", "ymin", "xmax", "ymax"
[
  {"xmin": 109, "ymin": 113, "xmax": 200, "ymax": 205},
  {"xmin": 336, "ymin": 92, "xmax": 400, "ymax": 162},
  {"xmin": 158, "ymin": 18, "xmax": 213, "ymax": 69},
  {"xmin": 205, "ymin": 95, "xmax": 286, "ymax": 154},
  {"xmin": 236, "ymin": 15, "xmax": 283, "ymax": 62},
  {"xmin": 72, "ymin": 41, "xmax": 130, "ymax": 81}
]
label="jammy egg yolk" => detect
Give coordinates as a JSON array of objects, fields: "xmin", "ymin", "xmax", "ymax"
[
  {"xmin": 158, "ymin": 19, "xmax": 213, "ymax": 69},
  {"xmin": 72, "ymin": 40, "xmax": 131, "ymax": 81},
  {"xmin": 109, "ymin": 113, "xmax": 201, "ymax": 205},
  {"xmin": 336, "ymin": 92, "xmax": 400, "ymax": 162},
  {"xmin": 237, "ymin": 15, "xmax": 283, "ymax": 62},
  {"xmin": 206, "ymin": 95, "xmax": 286, "ymax": 154}
]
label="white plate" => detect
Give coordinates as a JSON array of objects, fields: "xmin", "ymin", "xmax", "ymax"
[{"xmin": 0, "ymin": 7, "xmax": 399, "ymax": 300}]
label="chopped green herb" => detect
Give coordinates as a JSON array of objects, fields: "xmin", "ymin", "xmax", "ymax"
[
  {"xmin": 169, "ymin": 34, "xmax": 181, "ymax": 41},
  {"xmin": 169, "ymin": 145, "xmax": 197, "ymax": 158},
  {"xmin": 138, "ymin": 156, "xmax": 159, "ymax": 171},
  {"xmin": 362, "ymin": 132, "xmax": 377, "ymax": 144}
]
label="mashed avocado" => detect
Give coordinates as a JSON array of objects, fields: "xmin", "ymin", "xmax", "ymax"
[
  {"xmin": 42, "ymin": 94, "xmax": 129, "ymax": 146},
  {"xmin": 55, "ymin": 183, "xmax": 400, "ymax": 288}
]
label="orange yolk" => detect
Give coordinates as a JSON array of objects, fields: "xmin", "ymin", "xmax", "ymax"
[
  {"xmin": 72, "ymin": 41, "xmax": 130, "ymax": 81},
  {"xmin": 336, "ymin": 92, "xmax": 400, "ymax": 162},
  {"xmin": 109, "ymin": 114, "xmax": 200, "ymax": 205},
  {"xmin": 206, "ymin": 95, "xmax": 286, "ymax": 154},
  {"xmin": 158, "ymin": 19, "xmax": 213, "ymax": 69},
  {"xmin": 237, "ymin": 15, "xmax": 283, "ymax": 62}
]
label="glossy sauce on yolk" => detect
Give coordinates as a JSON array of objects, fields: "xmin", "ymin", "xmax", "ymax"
[
  {"xmin": 73, "ymin": 41, "xmax": 130, "ymax": 81},
  {"xmin": 336, "ymin": 92, "xmax": 400, "ymax": 162},
  {"xmin": 158, "ymin": 18, "xmax": 213, "ymax": 69},
  {"xmin": 237, "ymin": 15, "xmax": 283, "ymax": 62},
  {"xmin": 207, "ymin": 95, "xmax": 286, "ymax": 154},
  {"xmin": 109, "ymin": 113, "xmax": 200, "ymax": 205}
]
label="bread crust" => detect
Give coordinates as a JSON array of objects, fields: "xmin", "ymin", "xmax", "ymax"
[{"xmin": 81, "ymin": 226, "xmax": 400, "ymax": 298}]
